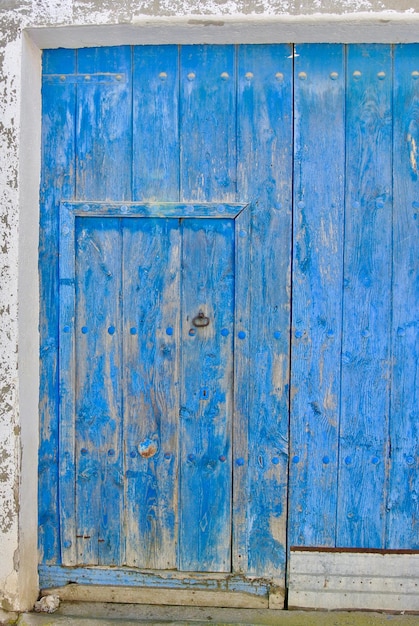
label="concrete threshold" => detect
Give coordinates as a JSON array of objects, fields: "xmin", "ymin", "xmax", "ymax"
[{"xmin": 16, "ymin": 603, "xmax": 419, "ymax": 626}]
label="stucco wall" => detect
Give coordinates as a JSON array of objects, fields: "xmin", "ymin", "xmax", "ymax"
[{"xmin": 0, "ymin": 0, "xmax": 418, "ymax": 613}]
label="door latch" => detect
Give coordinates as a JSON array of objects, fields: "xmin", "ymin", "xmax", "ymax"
[{"xmin": 192, "ymin": 311, "xmax": 210, "ymax": 328}]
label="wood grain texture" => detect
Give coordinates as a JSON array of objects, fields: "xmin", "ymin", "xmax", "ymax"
[
  {"xmin": 388, "ymin": 44, "xmax": 419, "ymax": 549},
  {"xmin": 58, "ymin": 205, "xmax": 77, "ymax": 565},
  {"xmin": 236, "ymin": 44, "xmax": 293, "ymax": 578},
  {"xmin": 76, "ymin": 46, "xmax": 132, "ymax": 201},
  {"xmin": 40, "ymin": 583, "xmax": 269, "ymax": 608},
  {"xmin": 40, "ymin": 49, "xmax": 77, "ymax": 564},
  {"xmin": 123, "ymin": 218, "xmax": 180, "ymax": 569},
  {"xmin": 74, "ymin": 217, "xmax": 124, "ymax": 565},
  {"xmin": 39, "ymin": 564, "xmax": 271, "ymax": 596},
  {"xmin": 289, "ymin": 44, "xmax": 345, "ymax": 547},
  {"xmin": 133, "ymin": 45, "xmax": 179, "ymax": 202},
  {"xmin": 179, "ymin": 218, "xmax": 235, "ymax": 572},
  {"xmin": 62, "ymin": 202, "xmax": 246, "ymax": 219},
  {"xmin": 180, "ymin": 45, "xmax": 236, "ymax": 202},
  {"xmin": 337, "ymin": 45, "xmax": 393, "ymax": 548}
]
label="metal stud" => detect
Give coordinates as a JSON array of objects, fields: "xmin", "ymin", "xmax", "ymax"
[
  {"xmin": 245, "ymin": 72, "xmax": 254, "ymax": 81},
  {"xmin": 377, "ymin": 71, "xmax": 386, "ymax": 80},
  {"xmin": 187, "ymin": 72, "xmax": 196, "ymax": 81},
  {"xmin": 330, "ymin": 72, "xmax": 339, "ymax": 80},
  {"xmin": 298, "ymin": 71, "xmax": 307, "ymax": 80},
  {"xmin": 275, "ymin": 72, "xmax": 284, "ymax": 82},
  {"xmin": 412, "ymin": 71, "xmax": 419, "ymax": 79},
  {"xmin": 221, "ymin": 72, "xmax": 229, "ymax": 80},
  {"xmin": 159, "ymin": 72, "xmax": 168, "ymax": 81},
  {"xmin": 353, "ymin": 70, "xmax": 362, "ymax": 79}
]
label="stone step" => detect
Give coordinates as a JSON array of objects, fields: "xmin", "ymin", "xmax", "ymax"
[{"xmin": 15, "ymin": 603, "xmax": 419, "ymax": 626}]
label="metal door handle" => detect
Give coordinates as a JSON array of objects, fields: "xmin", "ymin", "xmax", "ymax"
[{"xmin": 192, "ymin": 311, "xmax": 210, "ymax": 328}]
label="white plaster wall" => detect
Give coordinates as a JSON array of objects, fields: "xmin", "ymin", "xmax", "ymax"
[{"xmin": 0, "ymin": 0, "xmax": 418, "ymax": 613}]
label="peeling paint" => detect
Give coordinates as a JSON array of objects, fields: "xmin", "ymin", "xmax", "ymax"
[{"xmin": 0, "ymin": 0, "xmax": 417, "ymax": 612}]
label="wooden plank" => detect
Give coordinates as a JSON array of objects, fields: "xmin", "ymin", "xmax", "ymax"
[
  {"xmin": 388, "ymin": 44, "xmax": 419, "ymax": 549},
  {"xmin": 337, "ymin": 45, "xmax": 393, "ymax": 548},
  {"xmin": 62, "ymin": 202, "xmax": 246, "ymax": 219},
  {"xmin": 123, "ymin": 218, "xmax": 180, "ymax": 569},
  {"xmin": 232, "ymin": 205, "xmax": 251, "ymax": 575},
  {"xmin": 74, "ymin": 217, "xmax": 123, "ymax": 565},
  {"xmin": 41, "ymin": 584, "xmax": 269, "ymax": 609},
  {"xmin": 289, "ymin": 44, "xmax": 345, "ymax": 547},
  {"xmin": 38, "ymin": 565, "xmax": 270, "ymax": 595},
  {"xmin": 179, "ymin": 218, "xmax": 235, "ymax": 572},
  {"xmin": 76, "ymin": 46, "xmax": 132, "ymax": 201},
  {"xmin": 180, "ymin": 45, "xmax": 235, "ymax": 202},
  {"xmin": 236, "ymin": 44, "xmax": 293, "ymax": 578},
  {"xmin": 58, "ymin": 205, "xmax": 77, "ymax": 565},
  {"xmin": 289, "ymin": 550, "xmax": 419, "ymax": 611},
  {"xmin": 39, "ymin": 48, "xmax": 77, "ymax": 564},
  {"xmin": 132, "ymin": 45, "xmax": 179, "ymax": 201}
]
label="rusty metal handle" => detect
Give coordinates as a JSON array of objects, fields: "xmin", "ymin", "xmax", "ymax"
[{"xmin": 192, "ymin": 311, "xmax": 210, "ymax": 328}]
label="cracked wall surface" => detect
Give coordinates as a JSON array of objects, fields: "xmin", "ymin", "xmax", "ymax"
[{"xmin": 0, "ymin": 0, "xmax": 418, "ymax": 613}]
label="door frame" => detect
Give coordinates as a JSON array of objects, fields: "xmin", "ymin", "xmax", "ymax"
[{"xmin": 17, "ymin": 16, "xmax": 419, "ymax": 610}]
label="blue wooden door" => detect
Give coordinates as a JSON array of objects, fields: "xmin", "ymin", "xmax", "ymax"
[
  {"xmin": 39, "ymin": 44, "xmax": 292, "ymax": 598},
  {"xmin": 59, "ymin": 207, "xmax": 239, "ymax": 571},
  {"xmin": 40, "ymin": 42, "xmax": 419, "ymax": 600},
  {"xmin": 288, "ymin": 44, "xmax": 419, "ymax": 551}
]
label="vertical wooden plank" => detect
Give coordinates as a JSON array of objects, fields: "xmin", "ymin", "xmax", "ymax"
[
  {"xmin": 132, "ymin": 45, "xmax": 179, "ymax": 201},
  {"xmin": 72, "ymin": 46, "xmax": 132, "ymax": 565},
  {"xmin": 123, "ymin": 217, "xmax": 180, "ymax": 569},
  {"xmin": 388, "ymin": 44, "xmax": 419, "ymax": 549},
  {"xmin": 337, "ymin": 45, "xmax": 393, "ymax": 548},
  {"xmin": 289, "ymin": 44, "xmax": 345, "ymax": 547},
  {"xmin": 74, "ymin": 217, "xmax": 123, "ymax": 565},
  {"xmin": 76, "ymin": 46, "xmax": 132, "ymax": 201},
  {"xmin": 40, "ymin": 49, "xmax": 76, "ymax": 564},
  {"xmin": 179, "ymin": 218, "xmax": 235, "ymax": 572},
  {"xmin": 180, "ymin": 45, "xmax": 235, "ymax": 202},
  {"xmin": 58, "ymin": 204, "xmax": 77, "ymax": 565},
  {"xmin": 236, "ymin": 44, "xmax": 293, "ymax": 580}
]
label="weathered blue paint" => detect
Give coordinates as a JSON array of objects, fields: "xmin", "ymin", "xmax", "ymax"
[
  {"xmin": 123, "ymin": 217, "xmax": 180, "ymax": 570},
  {"xmin": 180, "ymin": 45, "xmax": 236, "ymax": 202},
  {"xmin": 133, "ymin": 45, "xmax": 179, "ymax": 202},
  {"xmin": 39, "ymin": 48, "xmax": 77, "ymax": 564},
  {"xmin": 61, "ymin": 202, "xmax": 246, "ymax": 218},
  {"xmin": 40, "ymin": 43, "xmax": 419, "ymax": 598},
  {"xmin": 388, "ymin": 44, "xmax": 419, "ymax": 549},
  {"xmin": 236, "ymin": 44, "xmax": 293, "ymax": 578},
  {"xmin": 38, "ymin": 565, "xmax": 270, "ymax": 597},
  {"xmin": 179, "ymin": 218, "xmax": 235, "ymax": 572},
  {"xmin": 337, "ymin": 45, "xmax": 392, "ymax": 548},
  {"xmin": 289, "ymin": 44, "xmax": 345, "ymax": 547}
]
